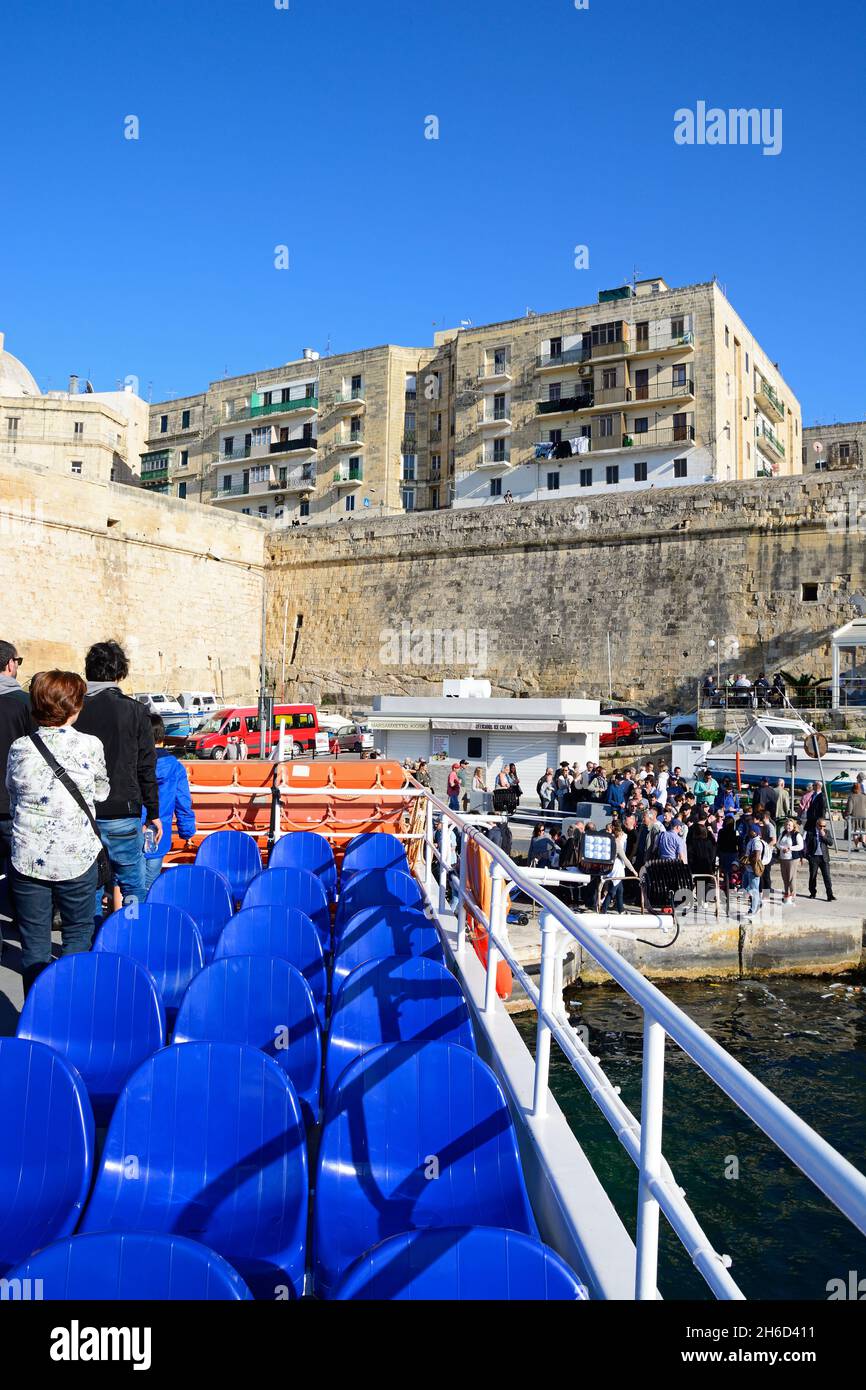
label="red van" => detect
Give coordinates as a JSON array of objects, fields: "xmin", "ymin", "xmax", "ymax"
[{"xmin": 183, "ymin": 704, "xmax": 325, "ymax": 760}]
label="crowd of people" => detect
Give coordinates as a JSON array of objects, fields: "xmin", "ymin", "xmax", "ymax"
[
  {"xmin": 0, "ymin": 639, "xmax": 196, "ymax": 994},
  {"xmin": 525, "ymin": 758, "xmax": 864, "ymax": 918}
]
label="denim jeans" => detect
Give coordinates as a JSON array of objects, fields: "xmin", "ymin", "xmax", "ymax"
[
  {"xmin": 0, "ymin": 816, "xmax": 13, "ymax": 948},
  {"xmin": 12, "ymin": 859, "xmax": 99, "ymax": 994},
  {"xmin": 743, "ymin": 868, "xmax": 762, "ymax": 915},
  {"xmin": 601, "ymin": 879, "xmax": 624, "ymax": 913},
  {"xmin": 143, "ymin": 856, "xmax": 164, "ymax": 893},
  {"xmin": 95, "ymin": 816, "xmax": 145, "ymax": 927}
]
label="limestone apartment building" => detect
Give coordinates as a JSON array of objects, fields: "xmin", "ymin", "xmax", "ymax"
[
  {"xmin": 0, "ymin": 333, "xmax": 150, "ymax": 487},
  {"xmin": 143, "ymin": 275, "xmax": 802, "ymax": 524}
]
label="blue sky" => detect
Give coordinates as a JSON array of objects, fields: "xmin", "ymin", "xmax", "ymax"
[{"xmin": 1, "ymin": 0, "xmax": 864, "ymax": 423}]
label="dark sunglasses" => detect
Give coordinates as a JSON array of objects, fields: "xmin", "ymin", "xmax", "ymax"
[{"xmin": 11, "ymin": 656, "xmax": 22, "ymax": 666}]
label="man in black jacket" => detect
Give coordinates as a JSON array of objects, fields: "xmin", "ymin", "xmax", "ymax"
[
  {"xmin": 0, "ymin": 639, "xmax": 34, "ymax": 946},
  {"xmin": 73, "ymin": 641, "xmax": 161, "ymax": 922}
]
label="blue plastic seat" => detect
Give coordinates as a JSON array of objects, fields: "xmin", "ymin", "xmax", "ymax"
[
  {"xmin": 16, "ymin": 954, "xmax": 165, "ymax": 1126},
  {"xmin": 268, "ymin": 832, "xmax": 337, "ymax": 901},
  {"xmin": 340, "ymin": 832, "xmax": 408, "ymax": 882},
  {"xmin": 0, "ymin": 1038, "xmax": 94, "ymax": 1276},
  {"xmin": 335, "ymin": 868, "xmax": 424, "ymax": 938},
  {"xmin": 5, "ymin": 1232, "xmax": 254, "ymax": 1301},
  {"xmin": 242, "ymin": 868, "xmax": 331, "ymax": 955},
  {"xmin": 332, "ymin": 907, "xmax": 445, "ymax": 990},
  {"xmin": 334, "ymin": 1227, "xmax": 589, "ymax": 1301},
  {"xmin": 324, "ymin": 956, "xmax": 475, "ymax": 1096},
  {"xmin": 315, "ymin": 1042, "xmax": 537, "ymax": 1298},
  {"xmin": 147, "ymin": 864, "xmax": 234, "ymax": 962},
  {"xmin": 195, "ymin": 832, "xmax": 263, "ymax": 906},
  {"xmin": 173, "ymin": 957, "xmax": 321, "ymax": 1128},
  {"xmin": 214, "ymin": 905, "xmax": 327, "ymax": 1029},
  {"xmin": 80, "ymin": 1041, "xmax": 308, "ymax": 1300},
  {"xmin": 93, "ymin": 903, "xmax": 204, "ymax": 1026}
]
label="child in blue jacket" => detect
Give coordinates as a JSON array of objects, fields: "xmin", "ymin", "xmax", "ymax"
[{"xmin": 142, "ymin": 715, "xmax": 196, "ymax": 891}]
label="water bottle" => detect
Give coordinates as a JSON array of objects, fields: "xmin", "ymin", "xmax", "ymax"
[{"xmin": 143, "ymin": 824, "xmax": 158, "ymax": 854}]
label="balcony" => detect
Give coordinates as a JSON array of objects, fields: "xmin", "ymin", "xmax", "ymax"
[
  {"xmin": 755, "ymin": 376, "xmax": 785, "ymax": 423},
  {"xmin": 587, "ymin": 334, "xmax": 630, "ymax": 362},
  {"xmin": 269, "ymin": 437, "xmax": 317, "ymax": 457},
  {"xmin": 333, "ymin": 388, "xmax": 366, "ymax": 412},
  {"xmin": 619, "ymin": 423, "xmax": 695, "ymax": 451},
  {"xmin": 478, "ymin": 410, "xmax": 511, "ymax": 430},
  {"xmin": 401, "ymin": 433, "xmax": 418, "ymax": 453},
  {"xmin": 478, "ymin": 447, "xmax": 511, "ymax": 470},
  {"xmin": 219, "ymin": 445, "xmax": 252, "ymax": 462},
  {"xmin": 271, "ymin": 465, "xmax": 316, "ymax": 493},
  {"xmin": 535, "ymin": 345, "xmax": 590, "ymax": 372},
  {"xmin": 428, "ymin": 427, "xmax": 442, "ymax": 443},
  {"xmin": 212, "ymin": 476, "xmax": 274, "ymax": 502},
  {"xmin": 537, "ymin": 393, "xmax": 595, "ymax": 417},
  {"xmin": 630, "ymin": 330, "xmax": 695, "ymax": 357},
  {"xmin": 333, "ymin": 431, "xmax": 365, "ymax": 450},
  {"xmin": 477, "ymin": 360, "xmax": 512, "ymax": 385},
  {"xmin": 756, "ymin": 422, "xmax": 785, "ymax": 462},
  {"xmin": 334, "ymin": 462, "xmax": 364, "ymax": 486},
  {"xmin": 249, "ymin": 394, "xmax": 318, "ymax": 420}
]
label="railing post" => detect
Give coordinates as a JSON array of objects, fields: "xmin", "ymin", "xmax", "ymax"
[
  {"xmin": 456, "ymin": 839, "xmax": 468, "ymax": 960},
  {"xmin": 635, "ymin": 1014, "xmax": 666, "ymax": 1300},
  {"xmin": 438, "ymin": 813, "xmax": 449, "ymax": 914},
  {"xmin": 532, "ymin": 910, "xmax": 559, "ymax": 1117},
  {"xmin": 424, "ymin": 797, "xmax": 433, "ymax": 889},
  {"xmin": 483, "ymin": 862, "xmax": 508, "ymax": 1013}
]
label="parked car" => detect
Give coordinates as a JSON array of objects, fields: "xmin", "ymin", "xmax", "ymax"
[
  {"xmin": 601, "ymin": 704, "xmax": 656, "ymax": 736},
  {"xmin": 134, "ymin": 692, "xmax": 184, "ymax": 717},
  {"xmin": 335, "ymin": 721, "xmax": 375, "ymax": 754},
  {"xmin": 600, "ymin": 716, "xmax": 640, "ymax": 748},
  {"xmin": 183, "ymin": 704, "xmax": 326, "ymax": 760},
  {"xmin": 177, "ymin": 691, "xmax": 220, "ymax": 716},
  {"xmin": 654, "ymin": 710, "xmax": 699, "ymax": 739}
]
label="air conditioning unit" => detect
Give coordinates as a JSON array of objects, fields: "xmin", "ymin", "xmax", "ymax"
[{"xmin": 579, "ymin": 365, "xmax": 592, "ymax": 377}]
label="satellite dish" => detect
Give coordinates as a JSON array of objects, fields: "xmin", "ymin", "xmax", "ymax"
[
  {"xmin": 85, "ymin": 380, "xmax": 95, "ymax": 393},
  {"xmin": 812, "ymin": 441, "xmax": 823, "ymax": 454}
]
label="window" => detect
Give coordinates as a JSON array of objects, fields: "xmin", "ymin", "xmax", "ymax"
[
  {"xmin": 6, "ymin": 417, "xmax": 20, "ymax": 433},
  {"xmin": 258, "ymin": 505, "xmax": 268, "ymax": 517},
  {"xmin": 300, "ymin": 499, "xmax": 310, "ymax": 518},
  {"xmin": 672, "ymin": 364, "xmax": 686, "ymax": 387},
  {"xmin": 579, "ymin": 468, "xmax": 592, "ymax": 487},
  {"xmin": 548, "ymin": 428, "xmax": 562, "ymax": 445},
  {"xmin": 634, "ymin": 418, "xmax": 648, "ymax": 434},
  {"xmin": 599, "ymin": 415, "xmax": 614, "ymax": 438},
  {"xmin": 352, "ymin": 374, "xmax": 362, "ymax": 397},
  {"xmin": 548, "ymin": 382, "xmax": 562, "ymax": 402},
  {"xmin": 634, "ymin": 460, "xmax": 647, "ymax": 482},
  {"xmin": 493, "ymin": 347, "xmax": 508, "ymax": 373},
  {"xmin": 405, "ymin": 373, "xmax": 417, "ymax": 398},
  {"xmin": 468, "ymin": 737, "xmax": 483, "ymax": 759},
  {"xmin": 490, "ymin": 477, "xmax": 502, "ymax": 497},
  {"xmin": 549, "ymin": 336, "xmax": 562, "ymax": 359},
  {"xmin": 547, "ymin": 471, "xmax": 560, "ymax": 491},
  {"xmin": 345, "ymin": 495, "xmax": 355, "ymax": 512},
  {"xmin": 493, "ymin": 392, "xmax": 507, "ymax": 420},
  {"xmin": 724, "ymin": 326, "xmax": 730, "ymax": 348},
  {"xmin": 402, "ymin": 488, "xmax": 415, "ymax": 511},
  {"xmin": 745, "ymin": 352, "xmax": 750, "ymax": 374},
  {"xmin": 160, "ymin": 415, "xmax": 168, "ymax": 433},
  {"xmin": 71, "ymin": 460, "xmax": 83, "ymax": 474},
  {"xmin": 592, "ymin": 321, "xmax": 622, "ymax": 346},
  {"xmin": 431, "ymin": 488, "xmax": 439, "ymax": 508},
  {"xmin": 222, "ymin": 475, "xmax": 233, "ymax": 491},
  {"xmin": 263, "ymin": 391, "xmax": 273, "ymax": 406},
  {"xmin": 402, "ymin": 455, "xmax": 416, "ymax": 481},
  {"xmin": 349, "ymin": 416, "xmax": 362, "ymax": 440},
  {"xmin": 224, "ymin": 437, "xmax": 235, "ymax": 457},
  {"xmin": 802, "ymin": 583, "xmax": 818, "ymax": 602},
  {"xmin": 636, "ymin": 321, "xmax": 649, "ymax": 346},
  {"xmin": 181, "ymin": 409, "xmax": 191, "ymax": 429},
  {"xmin": 250, "ymin": 464, "xmax": 269, "ymax": 482},
  {"xmin": 252, "ymin": 426, "xmax": 269, "ymax": 447},
  {"xmin": 74, "ymin": 420, "xmax": 84, "ymax": 436},
  {"xmin": 602, "ymin": 368, "xmax": 617, "ymax": 389},
  {"xmin": 280, "ymin": 387, "xmax": 291, "ymax": 403},
  {"xmin": 431, "ymin": 454, "xmax": 441, "ymax": 474},
  {"xmin": 839, "ymin": 443, "xmax": 851, "ymax": 461},
  {"xmin": 673, "ymin": 412, "xmax": 688, "ymax": 441},
  {"xmin": 246, "ymin": 715, "xmax": 260, "ymax": 734},
  {"xmin": 178, "ymin": 481, "xmax": 187, "ymax": 499},
  {"xmin": 674, "ymin": 457, "xmax": 688, "ymax": 478},
  {"xmin": 606, "ymin": 465, "xmax": 619, "ymax": 485},
  {"xmin": 671, "ymin": 316, "xmax": 685, "ymax": 339},
  {"xmin": 493, "ymin": 437, "xmax": 507, "ymax": 462},
  {"xmin": 180, "ymin": 449, "xmax": 189, "ymax": 467},
  {"xmin": 404, "ymin": 411, "xmax": 416, "ymax": 433},
  {"xmin": 241, "ymin": 508, "xmax": 251, "ymax": 515}
]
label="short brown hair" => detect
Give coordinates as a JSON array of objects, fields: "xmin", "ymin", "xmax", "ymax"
[{"xmin": 30, "ymin": 670, "xmax": 87, "ymax": 727}]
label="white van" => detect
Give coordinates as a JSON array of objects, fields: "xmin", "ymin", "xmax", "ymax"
[
  {"xmin": 134, "ymin": 692, "xmax": 184, "ymax": 716},
  {"xmin": 177, "ymin": 691, "xmax": 219, "ymax": 715}
]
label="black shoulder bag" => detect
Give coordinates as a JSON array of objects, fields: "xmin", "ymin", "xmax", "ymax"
[{"xmin": 29, "ymin": 733, "xmax": 113, "ymax": 888}]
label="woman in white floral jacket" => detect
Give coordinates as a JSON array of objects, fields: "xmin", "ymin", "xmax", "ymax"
[{"xmin": 6, "ymin": 669, "xmax": 109, "ymax": 993}]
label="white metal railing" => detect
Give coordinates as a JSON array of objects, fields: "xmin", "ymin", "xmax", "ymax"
[{"xmin": 414, "ymin": 783, "xmax": 866, "ymax": 1302}]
